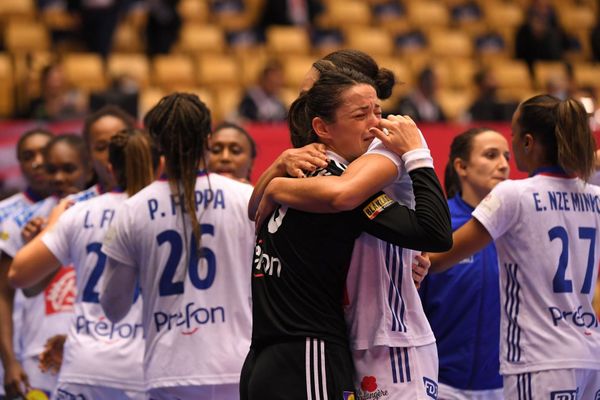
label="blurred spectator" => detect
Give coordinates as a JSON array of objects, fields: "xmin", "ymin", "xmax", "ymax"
[
  {"xmin": 237, "ymin": 60, "xmax": 287, "ymax": 123},
  {"xmin": 23, "ymin": 63, "xmax": 87, "ymax": 121},
  {"xmin": 90, "ymin": 75, "xmax": 139, "ymax": 118},
  {"xmin": 66, "ymin": 0, "xmax": 136, "ymax": 58},
  {"xmin": 468, "ymin": 68, "xmax": 517, "ymax": 121},
  {"xmin": 515, "ymin": 0, "xmax": 564, "ymax": 69},
  {"xmin": 392, "ymin": 67, "xmax": 446, "ymax": 122},
  {"xmin": 146, "ymin": 0, "xmax": 182, "ymax": 56},
  {"xmin": 256, "ymin": 0, "xmax": 323, "ymax": 39},
  {"xmin": 451, "ymin": 1, "xmax": 482, "ymax": 24}
]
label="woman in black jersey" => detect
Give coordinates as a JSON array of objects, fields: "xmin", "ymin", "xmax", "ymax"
[{"xmin": 240, "ymin": 68, "xmax": 452, "ymax": 400}]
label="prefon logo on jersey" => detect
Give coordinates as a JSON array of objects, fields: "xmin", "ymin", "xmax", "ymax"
[
  {"xmin": 76, "ymin": 315, "xmax": 143, "ymax": 343},
  {"xmin": 45, "ymin": 266, "xmax": 76, "ymax": 315},
  {"xmin": 153, "ymin": 301, "xmax": 226, "ymax": 335},
  {"xmin": 550, "ymin": 389, "xmax": 578, "ymax": 400},
  {"xmin": 548, "ymin": 305, "xmax": 598, "ymax": 329}
]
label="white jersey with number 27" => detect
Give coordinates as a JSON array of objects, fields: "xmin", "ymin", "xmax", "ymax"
[{"xmin": 473, "ymin": 173, "xmax": 600, "ymax": 375}]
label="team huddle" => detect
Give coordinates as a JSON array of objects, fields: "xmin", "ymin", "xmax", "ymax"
[{"xmin": 0, "ymin": 49, "xmax": 599, "ymax": 400}]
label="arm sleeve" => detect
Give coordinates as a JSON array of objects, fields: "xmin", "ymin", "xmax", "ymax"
[
  {"xmin": 355, "ymin": 167, "xmax": 453, "ymax": 252},
  {"xmin": 40, "ymin": 205, "xmax": 79, "ymax": 266},
  {"xmin": 472, "ymin": 180, "xmax": 519, "ymax": 240}
]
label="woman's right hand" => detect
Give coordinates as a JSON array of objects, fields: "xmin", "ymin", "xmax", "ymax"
[
  {"xmin": 370, "ymin": 114, "xmax": 423, "ymax": 156},
  {"xmin": 4, "ymin": 358, "xmax": 30, "ymax": 398},
  {"xmin": 277, "ymin": 143, "xmax": 328, "ymax": 178}
]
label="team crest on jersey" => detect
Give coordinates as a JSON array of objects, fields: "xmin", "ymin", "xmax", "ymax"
[
  {"xmin": 362, "ymin": 194, "xmax": 394, "ymax": 220},
  {"xmin": 45, "ymin": 266, "xmax": 76, "ymax": 315},
  {"xmin": 356, "ymin": 376, "xmax": 389, "ymax": 400},
  {"xmin": 343, "ymin": 392, "xmax": 355, "ymax": 400},
  {"xmin": 550, "ymin": 389, "xmax": 578, "ymax": 400},
  {"xmin": 423, "ymin": 377, "xmax": 438, "ymax": 399},
  {"xmin": 0, "ymin": 230, "xmax": 8, "ymax": 240}
]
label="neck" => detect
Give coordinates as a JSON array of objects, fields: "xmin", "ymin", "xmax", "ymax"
[{"xmin": 460, "ymin": 185, "xmax": 485, "ymax": 208}]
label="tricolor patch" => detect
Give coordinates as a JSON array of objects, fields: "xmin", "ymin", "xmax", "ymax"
[{"xmin": 362, "ymin": 194, "xmax": 394, "ymax": 220}]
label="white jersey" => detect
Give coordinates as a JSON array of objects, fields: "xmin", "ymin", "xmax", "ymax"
[
  {"xmin": 102, "ymin": 173, "xmax": 254, "ymax": 390},
  {"xmin": 0, "ymin": 196, "xmax": 76, "ymax": 358},
  {"xmin": 0, "ymin": 189, "xmax": 44, "ymax": 396},
  {"xmin": 472, "ymin": 172, "xmax": 600, "ymax": 375},
  {"xmin": 41, "ymin": 192, "xmax": 144, "ymax": 392},
  {"xmin": 345, "ymin": 136, "xmax": 436, "ymax": 349}
]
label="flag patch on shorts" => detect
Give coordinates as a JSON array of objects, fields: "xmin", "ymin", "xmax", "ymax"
[
  {"xmin": 343, "ymin": 391, "xmax": 355, "ymax": 400},
  {"xmin": 363, "ymin": 194, "xmax": 394, "ymax": 220}
]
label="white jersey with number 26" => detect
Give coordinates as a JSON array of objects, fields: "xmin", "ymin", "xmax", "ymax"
[
  {"xmin": 473, "ymin": 172, "xmax": 600, "ymax": 375},
  {"xmin": 102, "ymin": 173, "xmax": 254, "ymax": 390}
]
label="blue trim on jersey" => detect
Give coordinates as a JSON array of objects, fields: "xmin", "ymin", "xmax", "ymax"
[
  {"xmin": 531, "ymin": 165, "xmax": 574, "ymax": 178},
  {"xmin": 111, "ymin": 186, "xmax": 125, "ymax": 193},
  {"xmin": 385, "ymin": 243, "xmax": 407, "ymax": 333},
  {"xmin": 23, "ymin": 187, "xmax": 45, "ymax": 203},
  {"xmin": 389, "ymin": 347, "xmax": 411, "ymax": 384},
  {"xmin": 517, "ymin": 373, "xmax": 532, "ymax": 400},
  {"xmin": 419, "ymin": 195, "xmax": 502, "ymax": 390},
  {"xmin": 505, "ymin": 263, "xmax": 522, "ymax": 363}
]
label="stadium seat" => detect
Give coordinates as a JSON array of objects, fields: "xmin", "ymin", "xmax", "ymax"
[
  {"xmin": 572, "ymin": 62, "xmax": 600, "ymax": 90},
  {"xmin": 438, "ymin": 88, "xmax": 473, "ymax": 122},
  {"xmin": 532, "ymin": 61, "xmax": 569, "ymax": 91},
  {"xmin": 213, "ymin": 85, "xmax": 244, "ymax": 122},
  {"xmin": 281, "ymin": 55, "xmax": 317, "ymax": 89},
  {"xmin": 0, "ymin": 0, "xmax": 35, "ymax": 21},
  {"xmin": 112, "ymin": 22, "xmax": 144, "ymax": 53},
  {"xmin": 152, "ymin": 55, "xmax": 196, "ymax": 90},
  {"xmin": 107, "ymin": 53, "xmax": 150, "ymax": 88},
  {"xmin": 346, "ymin": 28, "xmax": 394, "ymax": 57},
  {"xmin": 62, "ymin": 53, "xmax": 106, "ymax": 92},
  {"xmin": 196, "ymin": 54, "xmax": 240, "ymax": 89},
  {"xmin": 406, "ymin": 1, "xmax": 450, "ymax": 29},
  {"xmin": 557, "ymin": 4, "xmax": 596, "ymax": 32},
  {"xmin": 176, "ymin": 24, "xmax": 226, "ymax": 54},
  {"xmin": 139, "ymin": 87, "xmax": 166, "ymax": 119},
  {"xmin": 318, "ymin": 0, "xmax": 372, "ymax": 29},
  {"xmin": 428, "ymin": 29, "xmax": 474, "ymax": 59},
  {"xmin": 489, "ymin": 59, "xmax": 533, "ymax": 102},
  {"xmin": 0, "ymin": 53, "xmax": 14, "ymax": 117},
  {"xmin": 265, "ymin": 25, "xmax": 311, "ymax": 56},
  {"xmin": 177, "ymin": 0, "xmax": 210, "ymax": 23},
  {"xmin": 4, "ymin": 21, "xmax": 51, "ymax": 53},
  {"xmin": 482, "ymin": 1, "xmax": 524, "ymax": 31}
]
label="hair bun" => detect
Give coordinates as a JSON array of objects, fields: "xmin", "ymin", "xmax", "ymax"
[{"xmin": 375, "ymin": 68, "xmax": 395, "ymax": 100}]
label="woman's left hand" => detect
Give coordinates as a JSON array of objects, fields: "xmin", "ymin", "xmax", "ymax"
[{"xmin": 412, "ymin": 252, "xmax": 430, "ymax": 289}]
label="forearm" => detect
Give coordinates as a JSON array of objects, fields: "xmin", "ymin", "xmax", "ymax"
[
  {"xmin": 268, "ymin": 154, "xmax": 398, "ymax": 213},
  {"xmin": 9, "ymin": 237, "xmax": 61, "ymax": 290},
  {"xmin": 429, "ymin": 218, "xmax": 493, "ymax": 273},
  {"xmin": 100, "ymin": 257, "xmax": 137, "ymax": 323},
  {"xmin": 248, "ymin": 158, "xmax": 287, "ymax": 220},
  {"xmin": 362, "ymin": 168, "xmax": 452, "ymax": 252}
]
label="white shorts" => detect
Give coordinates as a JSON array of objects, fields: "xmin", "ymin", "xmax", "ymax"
[
  {"xmin": 23, "ymin": 355, "xmax": 57, "ymax": 395},
  {"xmin": 147, "ymin": 384, "xmax": 239, "ymax": 400},
  {"xmin": 353, "ymin": 344, "xmax": 439, "ymax": 400},
  {"xmin": 503, "ymin": 368, "xmax": 600, "ymax": 400},
  {"xmin": 437, "ymin": 382, "xmax": 503, "ymax": 400},
  {"xmin": 53, "ymin": 383, "xmax": 145, "ymax": 400}
]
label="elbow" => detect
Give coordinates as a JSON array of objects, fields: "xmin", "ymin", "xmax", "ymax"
[
  {"xmin": 427, "ymin": 232, "xmax": 453, "ymax": 253},
  {"xmin": 7, "ymin": 262, "xmax": 26, "ymax": 289}
]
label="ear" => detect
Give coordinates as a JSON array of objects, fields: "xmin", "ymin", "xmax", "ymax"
[
  {"xmin": 453, "ymin": 157, "xmax": 468, "ymax": 178},
  {"xmin": 155, "ymin": 156, "xmax": 166, "ymax": 179},
  {"xmin": 312, "ymin": 117, "xmax": 331, "ymax": 141},
  {"xmin": 523, "ymin": 133, "xmax": 534, "ymax": 154}
]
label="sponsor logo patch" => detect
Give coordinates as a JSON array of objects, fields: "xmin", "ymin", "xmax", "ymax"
[
  {"xmin": 343, "ymin": 391, "xmax": 355, "ymax": 400},
  {"xmin": 0, "ymin": 230, "xmax": 8, "ymax": 240},
  {"xmin": 362, "ymin": 194, "xmax": 394, "ymax": 220},
  {"xmin": 423, "ymin": 377, "xmax": 438, "ymax": 399},
  {"xmin": 357, "ymin": 376, "xmax": 389, "ymax": 400},
  {"xmin": 44, "ymin": 266, "xmax": 76, "ymax": 315},
  {"xmin": 550, "ymin": 389, "xmax": 578, "ymax": 400}
]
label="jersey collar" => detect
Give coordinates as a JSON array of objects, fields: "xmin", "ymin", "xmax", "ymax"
[
  {"xmin": 23, "ymin": 187, "xmax": 46, "ymax": 203},
  {"xmin": 326, "ymin": 150, "xmax": 348, "ymax": 166},
  {"xmin": 158, "ymin": 170, "xmax": 208, "ymax": 181},
  {"xmin": 530, "ymin": 166, "xmax": 576, "ymax": 178}
]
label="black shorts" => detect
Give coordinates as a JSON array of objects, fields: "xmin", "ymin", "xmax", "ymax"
[{"xmin": 240, "ymin": 337, "xmax": 356, "ymax": 400}]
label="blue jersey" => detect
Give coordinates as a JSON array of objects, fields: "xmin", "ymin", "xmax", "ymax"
[{"xmin": 419, "ymin": 195, "xmax": 502, "ymax": 390}]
